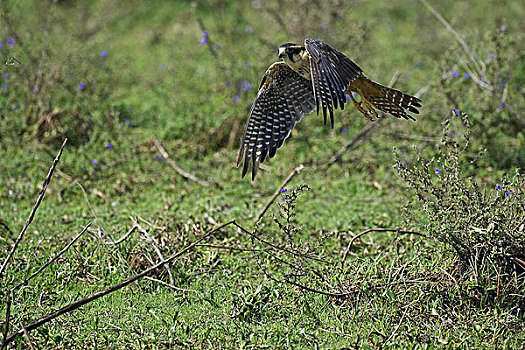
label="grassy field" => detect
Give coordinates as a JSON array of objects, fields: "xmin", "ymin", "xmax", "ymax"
[{"xmin": 1, "ymin": 0, "xmax": 524, "ymax": 348}]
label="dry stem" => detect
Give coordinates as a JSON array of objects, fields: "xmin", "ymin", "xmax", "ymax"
[{"xmin": 0, "ymin": 138, "xmax": 67, "ymax": 279}]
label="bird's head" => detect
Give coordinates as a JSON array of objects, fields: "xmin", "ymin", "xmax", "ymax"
[{"xmin": 278, "ymin": 43, "xmax": 305, "ymax": 64}]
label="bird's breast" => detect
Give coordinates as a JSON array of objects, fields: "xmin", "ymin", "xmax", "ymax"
[{"xmin": 287, "ymin": 58, "xmax": 311, "ymax": 80}]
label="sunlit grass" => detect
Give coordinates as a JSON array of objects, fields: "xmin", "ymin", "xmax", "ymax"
[{"xmin": 1, "ymin": 0, "xmax": 524, "ymax": 348}]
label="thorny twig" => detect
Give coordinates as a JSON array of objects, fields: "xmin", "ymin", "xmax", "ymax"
[{"xmin": 0, "ymin": 138, "xmax": 67, "ymax": 279}]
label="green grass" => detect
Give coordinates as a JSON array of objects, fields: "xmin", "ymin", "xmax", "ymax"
[{"xmin": 1, "ymin": 0, "xmax": 524, "ymax": 348}]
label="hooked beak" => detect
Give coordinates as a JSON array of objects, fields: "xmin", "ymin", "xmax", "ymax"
[{"xmin": 278, "ymin": 52, "xmax": 285, "ymax": 59}]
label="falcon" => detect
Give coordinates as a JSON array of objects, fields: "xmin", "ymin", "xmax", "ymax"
[{"xmin": 237, "ymin": 38, "xmax": 422, "ymax": 180}]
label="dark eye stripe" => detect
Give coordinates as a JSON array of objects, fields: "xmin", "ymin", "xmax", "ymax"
[{"xmin": 286, "ymin": 48, "xmax": 302, "ymax": 54}]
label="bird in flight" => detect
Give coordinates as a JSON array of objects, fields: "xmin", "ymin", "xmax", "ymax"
[{"xmin": 237, "ymin": 38, "xmax": 422, "ymax": 180}]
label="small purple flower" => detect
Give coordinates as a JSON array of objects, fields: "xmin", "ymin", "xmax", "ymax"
[
  {"xmin": 246, "ymin": 27, "xmax": 253, "ymax": 34},
  {"xmin": 105, "ymin": 143, "xmax": 112, "ymax": 149},
  {"xmin": 215, "ymin": 44, "xmax": 222, "ymax": 49},
  {"xmin": 200, "ymin": 37, "xmax": 208, "ymax": 45},
  {"xmin": 32, "ymin": 87, "xmax": 38, "ymax": 94},
  {"xmin": 241, "ymin": 80, "xmax": 252, "ymax": 91},
  {"xmin": 280, "ymin": 188, "xmax": 287, "ymax": 194},
  {"xmin": 0, "ymin": 41, "xmax": 3, "ymax": 49},
  {"xmin": 397, "ymin": 164, "xmax": 406, "ymax": 169},
  {"xmin": 452, "ymin": 109, "xmax": 459, "ymax": 115},
  {"xmin": 7, "ymin": 38, "xmax": 15, "ymax": 46},
  {"xmin": 341, "ymin": 127, "xmax": 348, "ymax": 134},
  {"xmin": 3, "ymin": 73, "xmax": 9, "ymax": 79},
  {"xmin": 498, "ymin": 103, "xmax": 505, "ymax": 110},
  {"xmin": 496, "ymin": 184, "xmax": 502, "ymax": 190},
  {"xmin": 345, "ymin": 94, "xmax": 352, "ymax": 101},
  {"xmin": 435, "ymin": 168, "xmax": 442, "ymax": 174},
  {"xmin": 13, "ymin": 104, "xmax": 19, "ymax": 110},
  {"xmin": 99, "ymin": 50, "xmax": 108, "ymax": 58},
  {"xmin": 498, "ymin": 84, "xmax": 505, "ymax": 90},
  {"xmin": 78, "ymin": 82, "xmax": 86, "ymax": 90},
  {"xmin": 452, "ymin": 72, "xmax": 460, "ymax": 78},
  {"xmin": 232, "ymin": 95, "xmax": 240, "ymax": 103},
  {"xmin": 98, "ymin": 61, "xmax": 105, "ymax": 67},
  {"xmin": 124, "ymin": 119, "xmax": 131, "ymax": 125},
  {"xmin": 2, "ymin": 84, "xmax": 7, "ymax": 90},
  {"xmin": 505, "ymin": 191, "xmax": 510, "ymax": 196},
  {"xmin": 159, "ymin": 64, "xmax": 166, "ymax": 70},
  {"xmin": 464, "ymin": 73, "xmax": 470, "ymax": 79},
  {"xmin": 91, "ymin": 160, "xmax": 98, "ymax": 166},
  {"xmin": 203, "ymin": 31, "xmax": 209, "ymax": 37},
  {"xmin": 489, "ymin": 54, "xmax": 495, "ymax": 59},
  {"xmin": 156, "ymin": 155, "xmax": 164, "ymax": 162},
  {"xmin": 243, "ymin": 62, "xmax": 249, "ymax": 68},
  {"xmin": 225, "ymin": 81, "xmax": 232, "ymax": 87}
]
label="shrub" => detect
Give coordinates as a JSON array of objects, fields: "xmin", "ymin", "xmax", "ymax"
[{"xmin": 396, "ymin": 113, "xmax": 525, "ymax": 311}]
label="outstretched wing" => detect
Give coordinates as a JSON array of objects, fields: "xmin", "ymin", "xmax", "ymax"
[
  {"xmin": 304, "ymin": 38, "xmax": 363, "ymax": 127},
  {"xmin": 237, "ymin": 62, "xmax": 316, "ymax": 180}
]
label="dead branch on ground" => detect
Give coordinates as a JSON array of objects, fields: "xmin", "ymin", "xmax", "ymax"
[{"xmin": 1, "ymin": 220, "xmax": 234, "ymax": 347}]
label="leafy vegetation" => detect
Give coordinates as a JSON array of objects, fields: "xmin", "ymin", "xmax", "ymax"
[{"xmin": 1, "ymin": 0, "xmax": 524, "ymax": 348}]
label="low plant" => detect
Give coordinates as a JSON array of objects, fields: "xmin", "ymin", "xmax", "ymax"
[{"xmin": 396, "ymin": 113, "xmax": 525, "ymax": 312}]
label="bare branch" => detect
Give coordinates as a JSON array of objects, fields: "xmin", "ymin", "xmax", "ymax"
[
  {"xmin": 419, "ymin": 0, "xmax": 482, "ymax": 77},
  {"xmin": 153, "ymin": 139, "xmax": 210, "ymax": 187},
  {"xmin": 132, "ymin": 216, "xmax": 175, "ymax": 286},
  {"xmin": 0, "ymin": 138, "xmax": 67, "ymax": 279},
  {"xmin": 232, "ymin": 221, "xmax": 326, "ymax": 264},
  {"xmin": 11, "ymin": 223, "xmax": 91, "ymax": 291},
  {"xmin": 104, "ymin": 224, "xmax": 137, "ymax": 245},
  {"xmin": 19, "ymin": 321, "xmax": 35, "ymax": 350},
  {"xmin": 1, "ymin": 292, "xmax": 11, "ymax": 347},
  {"xmin": 0, "ymin": 57, "xmax": 22, "ymax": 71},
  {"xmin": 256, "ymin": 164, "xmax": 305, "ymax": 221},
  {"xmin": 1, "ymin": 220, "xmax": 234, "ymax": 347},
  {"xmin": 341, "ymin": 228, "xmax": 427, "ymax": 267}
]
